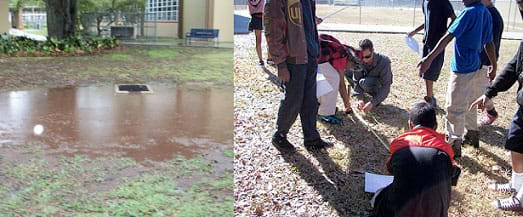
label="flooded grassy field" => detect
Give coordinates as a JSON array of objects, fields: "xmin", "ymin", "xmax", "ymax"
[{"xmin": 0, "ymin": 46, "xmax": 233, "ymax": 216}]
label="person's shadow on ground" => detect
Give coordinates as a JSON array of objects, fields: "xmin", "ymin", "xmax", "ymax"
[
  {"xmin": 261, "ymin": 66, "xmax": 394, "ymax": 215},
  {"xmin": 275, "ymin": 110, "xmax": 392, "ymax": 216}
]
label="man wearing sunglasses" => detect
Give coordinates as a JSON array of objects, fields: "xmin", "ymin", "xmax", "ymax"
[{"xmin": 346, "ymin": 39, "xmax": 393, "ymax": 114}]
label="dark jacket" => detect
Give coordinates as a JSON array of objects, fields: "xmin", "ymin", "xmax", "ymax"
[
  {"xmin": 264, "ymin": 0, "xmax": 318, "ymax": 69},
  {"xmin": 485, "ymin": 40, "xmax": 523, "ymax": 106},
  {"xmin": 350, "ymin": 53, "xmax": 393, "ymax": 106},
  {"xmin": 481, "ymin": 5, "xmax": 503, "ymax": 66}
]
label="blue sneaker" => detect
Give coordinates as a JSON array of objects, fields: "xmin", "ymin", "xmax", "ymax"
[{"xmin": 318, "ymin": 115, "xmax": 342, "ymax": 125}]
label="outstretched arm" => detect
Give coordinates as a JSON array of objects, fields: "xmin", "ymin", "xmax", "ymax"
[{"xmin": 418, "ymin": 32, "xmax": 454, "ymax": 74}]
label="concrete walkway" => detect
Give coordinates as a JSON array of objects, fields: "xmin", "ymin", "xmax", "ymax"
[{"xmin": 317, "ymin": 23, "xmax": 523, "ymax": 40}]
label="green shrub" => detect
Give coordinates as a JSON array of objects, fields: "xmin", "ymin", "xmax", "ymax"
[{"xmin": 0, "ymin": 34, "xmax": 119, "ymax": 56}]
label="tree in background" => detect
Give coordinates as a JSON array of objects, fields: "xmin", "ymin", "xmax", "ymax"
[
  {"xmin": 79, "ymin": 0, "xmax": 145, "ymax": 36},
  {"xmin": 8, "ymin": 0, "xmax": 145, "ymax": 38},
  {"xmin": 44, "ymin": 0, "xmax": 77, "ymax": 39}
]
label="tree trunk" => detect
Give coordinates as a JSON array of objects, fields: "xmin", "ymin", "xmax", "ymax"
[
  {"xmin": 44, "ymin": 0, "xmax": 78, "ymax": 39},
  {"xmin": 15, "ymin": 7, "xmax": 24, "ymax": 30}
]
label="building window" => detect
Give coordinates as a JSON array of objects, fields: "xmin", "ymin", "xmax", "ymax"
[{"xmin": 145, "ymin": 0, "xmax": 179, "ymax": 21}]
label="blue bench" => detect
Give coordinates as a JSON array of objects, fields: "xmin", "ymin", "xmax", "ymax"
[{"xmin": 185, "ymin": 28, "xmax": 220, "ymax": 47}]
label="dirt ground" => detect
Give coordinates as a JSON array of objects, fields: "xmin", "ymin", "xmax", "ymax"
[{"xmin": 234, "ymin": 32, "xmax": 523, "ymax": 216}]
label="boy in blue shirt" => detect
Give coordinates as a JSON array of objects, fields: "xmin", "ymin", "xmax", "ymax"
[{"xmin": 418, "ymin": 0, "xmax": 497, "ymax": 159}]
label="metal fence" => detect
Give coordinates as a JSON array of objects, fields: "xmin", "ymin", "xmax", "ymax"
[{"xmin": 235, "ymin": 0, "xmax": 523, "ymax": 33}]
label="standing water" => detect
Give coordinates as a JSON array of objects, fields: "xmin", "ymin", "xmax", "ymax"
[{"xmin": 0, "ymin": 85, "xmax": 233, "ymax": 162}]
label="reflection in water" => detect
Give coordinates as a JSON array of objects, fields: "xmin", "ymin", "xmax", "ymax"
[{"xmin": 0, "ymin": 85, "xmax": 233, "ymax": 162}]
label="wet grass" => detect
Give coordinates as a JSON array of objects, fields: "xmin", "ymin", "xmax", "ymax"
[
  {"xmin": 147, "ymin": 48, "xmax": 178, "ymax": 58},
  {"xmin": 223, "ymin": 149, "xmax": 234, "ymax": 158},
  {"xmin": 0, "ymin": 148, "xmax": 233, "ymax": 216},
  {"xmin": 0, "ymin": 45, "xmax": 233, "ymax": 91}
]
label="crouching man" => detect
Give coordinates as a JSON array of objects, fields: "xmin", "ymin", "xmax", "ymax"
[
  {"xmin": 346, "ymin": 39, "xmax": 393, "ymax": 113},
  {"xmin": 372, "ymin": 102, "xmax": 460, "ymax": 217}
]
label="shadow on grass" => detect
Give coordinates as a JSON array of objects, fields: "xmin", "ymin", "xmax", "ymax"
[
  {"xmin": 479, "ymin": 124, "xmax": 508, "ymax": 148},
  {"xmin": 368, "ymin": 104, "xmax": 410, "ymax": 133},
  {"xmin": 276, "ymin": 112, "xmax": 392, "ymax": 216},
  {"xmin": 278, "ymin": 148, "xmax": 370, "ymax": 217},
  {"xmin": 459, "ymin": 155, "xmax": 508, "ymax": 183},
  {"xmin": 477, "ymin": 147, "xmax": 512, "ymax": 172}
]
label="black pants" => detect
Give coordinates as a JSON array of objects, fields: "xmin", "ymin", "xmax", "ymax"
[
  {"xmin": 506, "ymin": 106, "xmax": 523, "ymax": 153},
  {"xmin": 372, "ymin": 147, "xmax": 453, "ymax": 217},
  {"xmin": 276, "ymin": 58, "xmax": 320, "ymax": 142}
]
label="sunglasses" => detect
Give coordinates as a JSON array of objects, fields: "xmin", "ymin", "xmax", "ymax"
[{"xmin": 363, "ymin": 53, "xmax": 373, "ymax": 59}]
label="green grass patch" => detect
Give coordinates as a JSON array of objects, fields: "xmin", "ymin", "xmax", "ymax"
[
  {"xmin": 166, "ymin": 155, "xmax": 214, "ymax": 175},
  {"xmin": 176, "ymin": 183, "xmax": 234, "ymax": 217},
  {"xmin": 106, "ymin": 174, "xmax": 178, "ymax": 216},
  {"xmin": 147, "ymin": 48, "xmax": 178, "ymax": 59},
  {"xmin": 223, "ymin": 149, "xmax": 234, "ymax": 158},
  {"xmin": 1, "ymin": 45, "xmax": 232, "ymax": 89},
  {"xmin": 0, "ymin": 152, "xmax": 231, "ymax": 216},
  {"xmin": 107, "ymin": 53, "xmax": 133, "ymax": 61},
  {"xmin": 209, "ymin": 172, "xmax": 233, "ymax": 191}
]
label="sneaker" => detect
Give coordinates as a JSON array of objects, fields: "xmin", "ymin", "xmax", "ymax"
[
  {"xmin": 318, "ymin": 115, "xmax": 342, "ymax": 125},
  {"xmin": 488, "ymin": 182, "xmax": 517, "ymax": 193},
  {"xmin": 451, "ymin": 140, "xmax": 462, "ymax": 159},
  {"xmin": 479, "ymin": 113, "xmax": 498, "ymax": 126},
  {"xmin": 492, "ymin": 196, "xmax": 523, "ymax": 211},
  {"xmin": 272, "ymin": 133, "xmax": 295, "ymax": 153},
  {"xmin": 464, "ymin": 130, "xmax": 480, "ymax": 148},
  {"xmin": 266, "ymin": 59, "xmax": 274, "ymax": 65},
  {"xmin": 304, "ymin": 138, "xmax": 333, "ymax": 150},
  {"xmin": 258, "ymin": 60, "xmax": 265, "ymax": 67},
  {"xmin": 423, "ymin": 96, "xmax": 437, "ymax": 108}
]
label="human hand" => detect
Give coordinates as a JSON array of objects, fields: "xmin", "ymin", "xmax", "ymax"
[
  {"xmin": 316, "ymin": 17, "xmax": 323, "ymax": 25},
  {"xmin": 357, "ymin": 100, "xmax": 365, "ymax": 110},
  {"xmin": 278, "ymin": 67, "xmax": 290, "ymax": 82},
  {"xmin": 468, "ymin": 95, "xmax": 491, "ymax": 112},
  {"xmin": 362, "ymin": 102, "xmax": 374, "ymax": 113},
  {"xmin": 417, "ymin": 57, "xmax": 432, "ymax": 75},
  {"xmin": 407, "ymin": 31, "xmax": 416, "ymax": 38}
]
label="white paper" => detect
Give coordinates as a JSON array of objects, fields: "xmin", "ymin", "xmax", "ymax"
[
  {"xmin": 404, "ymin": 35, "xmax": 419, "ymax": 54},
  {"xmin": 316, "ymin": 72, "xmax": 333, "ymax": 97},
  {"xmin": 364, "ymin": 172, "xmax": 394, "ymax": 193}
]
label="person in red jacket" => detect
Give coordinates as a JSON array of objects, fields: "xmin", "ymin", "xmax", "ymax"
[{"xmin": 372, "ymin": 102, "xmax": 460, "ymax": 217}]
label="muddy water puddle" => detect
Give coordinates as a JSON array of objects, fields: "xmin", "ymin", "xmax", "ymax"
[{"xmin": 0, "ymin": 85, "xmax": 233, "ymax": 162}]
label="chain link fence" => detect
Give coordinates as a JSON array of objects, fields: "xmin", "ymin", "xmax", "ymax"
[
  {"xmin": 235, "ymin": 0, "xmax": 523, "ymax": 33},
  {"xmin": 80, "ymin": 12, "xmax": 160, "ymax": 40}
]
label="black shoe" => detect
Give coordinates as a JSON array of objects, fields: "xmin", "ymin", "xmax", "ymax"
[
  {"xmin": 451, "ymin": 140, "xmax": 462, "ymax": 159},
  {"xmin": 424, "ymin": 96, "xmax": 437, "ymax": 108},
  {"xmin": 464, "ymin": 130, "xmax": 480, "ymax": 148},
  {"xmin": 304, "ymin": 138, "xmax": 333, "ymax": 150},
  {"xmin": 272, "ymin": 133, "xmax": 295, "ymax": 153}
]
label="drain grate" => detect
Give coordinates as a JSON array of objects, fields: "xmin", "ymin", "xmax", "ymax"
[{"xmin": 115, "ymin": 84, "xmax": 153, "ymax": 94}]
